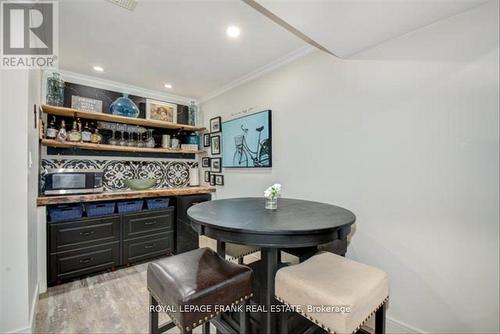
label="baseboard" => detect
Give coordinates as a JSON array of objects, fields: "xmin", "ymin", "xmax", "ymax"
[
  {"xmin": 10, "ymin": 326, "xmax": 31, "ymax": 334},
  {"xmin": 29, "ymin": 284, "xmax": 39, "ymax": 333},
  {"xmin": 387, "ymin": 316, "xmax": 425, "ymax": 333}
]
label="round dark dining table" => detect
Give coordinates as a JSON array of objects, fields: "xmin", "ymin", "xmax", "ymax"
[{"xmin": 187, "ymin": 197, "xmax": 356, "ymax": 333}]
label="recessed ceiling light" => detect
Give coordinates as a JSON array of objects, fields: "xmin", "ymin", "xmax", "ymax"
[
  {"xmin": 164, "ymin": 83, "xmax": 173, "ymax": 89},
  {"xmin": 226, "ymin": 25, "xmax": 241, "ymax": 38},
  {"xmin": 93, "ymin": 66, "xmax": 104, "ymax": 72}
]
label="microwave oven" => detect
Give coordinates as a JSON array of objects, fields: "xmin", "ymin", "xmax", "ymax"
[{"xmin": 44, "ymin": 169, "xmax": 104, "ymax": 195}]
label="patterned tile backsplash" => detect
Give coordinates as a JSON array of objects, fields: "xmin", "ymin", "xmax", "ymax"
[{"xmin": 41, "ymin": 159, "xmax": 198, "ymax": 191}]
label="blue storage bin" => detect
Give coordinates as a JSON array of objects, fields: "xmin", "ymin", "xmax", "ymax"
[
  {"xmin": 146, "ymin": 197, "xmax": 170, "ymax": 210},
  {"xmin": 84, "ymin": 201, "xmax": 115, "ymax": 217},
  {"xmin": 48, "ymin": 204, "xmax": 83, "ymax": 222},
  {"xmin": 117, "ymin": 200, "xmax": 144, "ymax": 213}
]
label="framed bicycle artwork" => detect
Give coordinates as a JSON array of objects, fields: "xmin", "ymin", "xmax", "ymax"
[{"xmin": 221, "ymin": 110, "xmax": 272, "ymax": 168}]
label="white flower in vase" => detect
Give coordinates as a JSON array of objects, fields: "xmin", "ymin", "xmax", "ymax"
[{"xmin": 264, "ymin": 184, "xmax": 281, "ymax": 209}]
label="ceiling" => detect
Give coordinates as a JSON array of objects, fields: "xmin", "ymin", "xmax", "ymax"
[
  {"xmin": 59, "ymin": 0, "xmax": 488, "ymax": 100},
  {"xmin": 58, "ymin": 0, "xmax": 306, "ymax": 99},
  {"xmin": 253, "ymin": 0, "xmax": 488, "ymax": 58}
]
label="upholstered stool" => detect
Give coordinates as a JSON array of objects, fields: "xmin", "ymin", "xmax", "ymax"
[
  {"xmin": 147, "ymin": 247, "xmax": 253, "ymax": 334},
  {"xmin": 200, "ymin": 235, "xmax": 260, "ymax": 264},
  {"xmin": 275, "ymin": 252, "xmax": 389, "ymax": 334}
]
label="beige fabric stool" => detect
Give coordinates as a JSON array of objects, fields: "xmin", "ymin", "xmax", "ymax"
[
  {"xmin": 275, "ymin": 252, "xmax": 389, "ymax": 334},
  {"xmin": 200, "ymin": 235, "xmax": 259, "ymax": 264}
]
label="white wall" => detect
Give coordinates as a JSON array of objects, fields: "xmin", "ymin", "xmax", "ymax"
[
  {"xmin": 27, "ymin": 70, "xmax": 42, "ymax": 330},
  {"xmin": 201, "ymin": 2, "xmax": 499, "ymax": 332},
  {"xmin": 0, "ymin": 69, "xmax": 41, "ymax": 333},
  {"xmin": 0, "ymin": 64, "xmax": 3, "ymax": 332}
]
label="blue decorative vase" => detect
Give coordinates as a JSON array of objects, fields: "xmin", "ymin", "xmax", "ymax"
[{"xmin": 110, "ymin": 94, "xmax": 139, "ymax": 118}]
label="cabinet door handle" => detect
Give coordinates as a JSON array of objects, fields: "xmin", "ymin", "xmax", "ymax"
[
  {"xmin": 79, "ymin": 257, "xmax": 93, "ymax": 264},
  {"xmin": 80, "ymin": 230, "xmax": 95, "ymax": 236},
  {"xmin": 144, "ymin": 221, "xmax": 157, "ymax": 226},
  {"xmin": 144, "ymin": 244, "xmax": 155, "ymax": 249}
]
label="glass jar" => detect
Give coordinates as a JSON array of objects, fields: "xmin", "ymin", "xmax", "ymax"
[
  {"xmin": 265, "ymin": 198, "xmax": 278, "ymax": 210},
  {"xmin": 188, "ymin": 101, "xmax": 198, "ymax": 126},
  {"xmin": 110, "ymin": 94, "xmax": 140, "ymax": 118},
  {"xmin": 46, "ymin": 72, "xmax": 65, "ymax": 106}
]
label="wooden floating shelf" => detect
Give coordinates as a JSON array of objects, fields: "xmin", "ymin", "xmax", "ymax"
[
  {"xmin": 41, "ymin": 139, "xmax": 204, "ymax": 155},
  {"xmin": 41, "ymin": 105, "xmax": 206, "ymax": 132},
  {"xmin": 37, "ymin": 186, "xmax": 216, "ymax": 206}
]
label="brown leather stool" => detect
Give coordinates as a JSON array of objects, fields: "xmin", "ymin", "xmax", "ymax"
[{"xmin": 147, "ymin": 247, "xmax": 253, "ymax": 334}]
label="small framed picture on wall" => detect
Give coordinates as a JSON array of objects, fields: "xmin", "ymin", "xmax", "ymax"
[
  {"xmin": 202, "ymin": 157, "xmax": 210, "ymax": 168},
  {"xmin": 210, "ymin": 173, "xmax": 216, "ymax": 186},
  {"xmin": 214, "ymin": 174, "xmax": 224, "ymax": 186},
  {"xmin": 210, "ymin": 116, "xmax": 221, "ymax": 133},
  {"xmin": 203, "ymin": 133, "xmax": 211, "ymax": 147},
  {"xmin": 204, "ymin": 171, "xmax": 211, "ymax": 183},
  {"xmin": 211, "ymin": 134, "xmax": 221, "ymax": 155},
  {"xmin": 211, "ymin": 157, "xmax": 221, "ymax": 173}
]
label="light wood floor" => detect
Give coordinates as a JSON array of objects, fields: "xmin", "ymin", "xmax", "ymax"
[
  {"xmin": 35, "ymin": 261, "xmax": 182, "ymax": 333},
  {"xmin": 35, "ymin": 251, "xmax": 374, "ymax": 333}
]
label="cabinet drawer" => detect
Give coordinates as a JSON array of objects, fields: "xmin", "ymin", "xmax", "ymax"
[
  {"xmin": 122, "ymin": 208, "xmax": 174, "ymax": 240},
  {"xmin": 49, "ymin": 216, "xmax": 120, "ymax": 253},
  {"xmin": 49, "ymin": 242, "xmax": 120, "ymax": 283},
  {"xmin": 123, "ymin": 233, "xmax": 173, "ymax": 264}
]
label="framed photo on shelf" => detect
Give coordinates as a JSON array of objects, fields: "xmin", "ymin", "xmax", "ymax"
[
  {"xmin": 211, "ymin": 157, "xmax": 222, "ymax": 173},
  {"xmin": 210, "ymin": 173, "xmax": 216, "ymax": 186},
  {"xmin": 203, "ymin": 133, "xmax": 211, "ymax": 147},
  {"xmin": 146, "ymin": 99, "xmax": 177, "ymax": 123},
  {"xmin": 210, "ymin": 116, "xmax": 221, "ymax": 133},
  {"xmin": 202, "ymin": 157, "xmax": 210, "ymax": 168},
  {"xmin": 204, "ymin": 171, "xmax": 211, "ymax": 183},
  {"xmin": 211, "ymin": 134, "xmax": 221, "ymax": 155},
  {"xmin": 214, "ymin": 174, "xmax": 224, "ymax": 186}
]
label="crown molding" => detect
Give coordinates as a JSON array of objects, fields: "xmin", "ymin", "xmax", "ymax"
[
  {"xmin": 52, "ymin": 69, "xmax": 196, "ymax": 105},
  {"xmin": 199, "ymin": 45, "xmax": 316, "ymax": 103}
]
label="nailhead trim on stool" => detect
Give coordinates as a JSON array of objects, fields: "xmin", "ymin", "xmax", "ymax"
[
  {"xmin": 149, "ymin": 288, "xmax": 253, "ymax": 333},
  {"xmin": 275, "ymin": 295, "xmax": 389, "ymax": 334}
]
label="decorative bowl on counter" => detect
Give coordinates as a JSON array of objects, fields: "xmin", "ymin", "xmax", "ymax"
[{"xmin": 124, "ymin": 179, "xmax": 158, "ymax": 190}]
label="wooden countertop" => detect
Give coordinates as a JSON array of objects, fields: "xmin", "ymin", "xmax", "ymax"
[{"xmin": 37, "ymin": 186, "xmax": 216, "ymax": 206}]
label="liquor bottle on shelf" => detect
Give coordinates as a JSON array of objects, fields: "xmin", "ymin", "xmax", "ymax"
[
  {"xmin": 56, "ymin": 120, "xmax": 67, "ymax": 142},
  {"xmin": 77, "ymin": 118, "xmax": 82, "ymax": 132},
  {"xmin": 46, "ymin": 116, "xmax": 57, "ymax": 139},
  {"xmin": 91, "ymin": 128, "xmax": 102, "ymax": 144},
  {"xmin": 81, "ymin": 122, "xmax": 92, "ymax": 143},
  {"xmin": 68, "ymin": 119, "xmax": 82, "ymax": 142}
]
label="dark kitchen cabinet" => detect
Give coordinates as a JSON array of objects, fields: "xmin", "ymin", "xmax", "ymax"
[
  {"xmin": 122, "ymin": 208, "xmax": 174, "ymax": 239},
  {"xmin": 48, "ymin": 215, "xmax": 121, "ymax": 253},
  {"xmin": 122, "ymin": 208, "xmax": 174, "ymax": 264},
  {"xmin": 174, "ymin": 194, "xmax": 211, "ymax": 254},
  {"xmin": 49, "ymin": 242, "xmax": 120, "ymax": 283},
  {"xmin": 123, "ymin": 232, "xmax": 174, "ymax": 264},
  {"xmin": 47, "ymin": 206, "xmax": 175, "ymax": 286}
]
